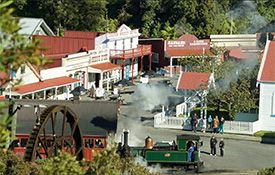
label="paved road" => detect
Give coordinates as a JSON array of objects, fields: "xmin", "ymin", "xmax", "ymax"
[{"xmin": 116, "ymin": 80, "xmax": 275, "ymax": 174}]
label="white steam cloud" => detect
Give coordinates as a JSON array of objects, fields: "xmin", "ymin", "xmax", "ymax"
[
  {"xmin": 131, "ymin": 83, "xmax": 174, "ymax": 111},
  {"xmin": 227, "ymin": 0, "xmax": 267, "ymax": 33}
]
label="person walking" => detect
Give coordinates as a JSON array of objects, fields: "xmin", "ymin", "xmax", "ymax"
[
  {"xmin": 219, "ymin": 116, "xmax": 225, "ymax": 134},
  {"xmin": 202, "ymin": 117, "xmax": 207, "ymax": 133},
  {"xmin": 191, "ymin": 113, "xmax": 198, "ymax": 132},
  {"xmin": 210, "ymin": 136, "xmax": 217, "ymax": 156},
  {"xmin": 213, "ymin": 116, "xmax": 220, "ymax": 133},
  {"xmin": 219, "ymin": 139, "xmax": 225, "ymax": 157},
  {"xmin": 208, "ymin": 115, "xmax": 213, "ymax": 130}
]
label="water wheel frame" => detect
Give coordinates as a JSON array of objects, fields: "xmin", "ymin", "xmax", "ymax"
[{"xmin": 24, "ymin": 105, "xmax": 84, "ymax": 161}]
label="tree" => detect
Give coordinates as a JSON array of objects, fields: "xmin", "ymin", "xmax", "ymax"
[
  {"xmin": 160, "ymin": 22, "xmax": 176, "ymax": 40},
  {"xmin": 40, "ymin": 151, "xmax": 85, "ymax": 175},
  {"xmin": 207, "ymin": 60, "xmax": 259, "ymax": 119},
  {"xmin": 13, "ymin": 0, "xmax": 110, "ymax": 33},
  {"xmin": 0, "ymin": 0, "xmax": 44, "ymax": 147}
]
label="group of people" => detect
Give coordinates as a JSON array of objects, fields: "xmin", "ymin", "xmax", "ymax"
[
  {"xmin": 210, "ymin": 136, "xmax": 225, "ymax": 157},
  {"xmin": 208, "ymin": 115, "xmax": 225, "ymax": 134},
  {"xmin": 190, "ymin": 114, "xmax": 225, "ymax": 134}
]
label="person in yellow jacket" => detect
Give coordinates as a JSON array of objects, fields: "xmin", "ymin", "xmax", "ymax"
[{"xmin": 213, "ymin": 116, "xmax": 220, "ymax": 133}]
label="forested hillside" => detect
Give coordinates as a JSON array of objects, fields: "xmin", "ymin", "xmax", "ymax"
[{"xmin": 12, "ymin": 0, "xmax": 275, "ymax": 38}]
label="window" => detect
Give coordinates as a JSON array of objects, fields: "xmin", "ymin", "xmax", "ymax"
[
  {"xmin": 20, "ymin": 65, "xmax": 26, "ymax": 74},
  {"xmin": 21, "ymin": 138, "xmax": 28, "ymax": 147},
  {"xmin": 57, "ymin": 86, "xmax": 65, "ymax": 95},
  {"xmin": 272, "ymin": 92, "xmax": 275, "ymax": 116},
  {"xmin": 85, "ymin": 139, "xmax": 94, "ymax": 148},
  {"xmin": 95, "ymin": 139, "xmax": 104, "ymax": 148}
]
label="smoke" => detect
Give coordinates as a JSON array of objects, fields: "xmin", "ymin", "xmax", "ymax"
[
  {"xmin": 117, "ymin": 82, "xmax": 175, "ymax": 146},
  {"xmin": 227, "ymin": 0, "xmax": 267, "ymax": 33},
  {"xmin": 217, "ymin": 52, "xmax": 259, "ymax": 91},
  {"xmin": 131, "ymin": 83, "xmax": 174, "ymax": 111},
  {"xmin": 134, "ymin": 156, "xmax": 162, "ymax": 174}
]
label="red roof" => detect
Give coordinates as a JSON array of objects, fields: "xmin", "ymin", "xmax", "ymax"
[
  {"xmin": 229, "ymin": 47, "xmax": 248, "ymax": 60},
  {"xmin": 64, "ymin": 31, "xmax": 101, "ymax": 38},
  {"xmin": 90, "ymin": 62, "xmax": 120, "ymax": 72},
  {"xmin": 34, "ymin": 35, "xmax": 94, "ymax": 57},
  {"xmin": 177, "ymin": 34, "xmax": 198, "ymax": 42},
  {"xmin": 13, "ymin": 76, "xmax": 80, "ymax": 95},
  {"xmin": 259, "ymin": 41, "xmax": 275, "ymax": 82},
  {"xmin": 177, "ymin": 72, "xmax": 211, "ymax": 90}
]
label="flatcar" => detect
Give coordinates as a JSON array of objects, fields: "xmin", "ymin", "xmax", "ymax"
[{"xmin": 118, "ymin": 131, "xmax": 204, "ymax": 172}]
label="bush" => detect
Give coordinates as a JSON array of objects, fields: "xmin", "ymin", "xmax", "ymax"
[
  {"xmin": 258, "ymin": 167, "xmax": 275, "ymax": 175},
  {"xmin": 40, "ymin": 151, "xmax": 85, "ymax": 175},
  {"xmin": 0, "ymin": 149, "xmax": 37, "ymax": 175},
  {"xmin": 86, "ymin": 138, "xmax": 160, "ymax": 175},
  {"xmin": 254, "ymin": 131, "xmax": 275, "ymax": 138}
]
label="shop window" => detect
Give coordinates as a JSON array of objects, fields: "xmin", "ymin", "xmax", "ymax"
[
  {"xmin": 57, "ymin": 86, "xmax": 65, "ymax": 95},
  {"xmin": 103, "ymin": 72, "xmax": 108, "ymax": 79}
]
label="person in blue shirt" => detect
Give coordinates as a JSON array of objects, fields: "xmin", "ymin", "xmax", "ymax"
[{"xmin": 188, "ymin": 142, "xmax": 195, "ymax": 161}]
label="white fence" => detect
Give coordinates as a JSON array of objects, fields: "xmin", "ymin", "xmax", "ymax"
[{"xmin": 154, "ymin": 113, "xmax": 255, "ymax": 135}]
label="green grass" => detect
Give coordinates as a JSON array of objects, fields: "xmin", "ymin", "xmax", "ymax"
[{"xmin": 254, "ymin": 131, "xmax": 275, "ymax": 138}]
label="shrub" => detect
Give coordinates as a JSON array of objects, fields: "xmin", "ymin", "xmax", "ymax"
[
  {"xmin": 254, "ymin": 131, "xmax": 275, "ymax": 138},
  {"xmin": 258, "ymin": 167, "xmax": 275, "ymax": 175},
  {"xmin": 40, "ymin": 151, "xmax": 85, "ymax": 175},
  {"xmin": 0, "ymin": 150, "xmax": 36, "ymax": 175}
]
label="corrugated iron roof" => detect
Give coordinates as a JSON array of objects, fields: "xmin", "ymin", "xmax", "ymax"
[
  {"xmin": 64, "ymin": 31, "xmax": 100, "ymax": 38},
  {"xmin": 13, "ymin": 76, "xmax": 80, "ymax": 95},
  {"xmin": 91, "ymin": 62, "xmax": 120, "ymax": 72},
  {"xmin": 228, "ymin": 47, "xmax": 251, "ymax": 60},
  {"xmin": 19, "ymin": 17, "xmax": 55, "ymax": 37},
  {"xmin": 258, "ymin": 41, "xmax": 275, "ymax": 82},
  {"xmin": 177, "ymin": 72, "xmax": 211, "ymax": 90}
]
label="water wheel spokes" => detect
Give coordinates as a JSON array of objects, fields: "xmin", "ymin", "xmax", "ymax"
[{"xmin": 24, "ymin": 105, "xmax": 83, "ymax": 161}]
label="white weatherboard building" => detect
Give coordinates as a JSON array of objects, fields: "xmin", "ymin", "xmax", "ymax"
[{"xmin": 256, "ymin": 40, "xmax": 275, "ymax": 132}]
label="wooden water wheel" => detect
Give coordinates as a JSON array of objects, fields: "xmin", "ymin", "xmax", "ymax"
[{"xmin": 24, "ymin": 105, "xmax": 83, "ymax": 161}]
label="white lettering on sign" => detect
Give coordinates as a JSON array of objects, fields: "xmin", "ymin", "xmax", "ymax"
[
  {"xmin": 190, "ymin": 40, "xmax": 208, "ymax": 46},
  {"xmin": 167, "ymin": 41, "xmax": 186, "ymax": 48}
]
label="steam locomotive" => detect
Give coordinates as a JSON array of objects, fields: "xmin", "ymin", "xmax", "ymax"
[{"xmin": 118, "ymin": 131, "xmax": 204, "ymax": 172}]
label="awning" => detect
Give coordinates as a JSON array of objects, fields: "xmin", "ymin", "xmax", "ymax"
[
  {"xmin": 90, "ymin": 62, "xmax": 120, "ymax": 72},
  {"xmin": 13, "ymin": 76, "xmax": 80, "ymax": 95}
]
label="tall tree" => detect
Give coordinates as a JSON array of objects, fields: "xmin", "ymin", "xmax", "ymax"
[{"xmin": 13, "ymin": 0, "xmax": 110, "ymax": 33}]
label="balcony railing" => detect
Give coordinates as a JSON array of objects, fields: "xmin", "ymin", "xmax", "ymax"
[{"xmin": 110, "ymin": 45, "xmax": 151, "ymax": 59}]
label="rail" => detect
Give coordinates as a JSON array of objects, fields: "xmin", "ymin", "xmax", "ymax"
[
  {"xmin": 154, "ymin": 113, "xmax": 255, "ymax": 134},
  {"xmin": 110, "ymin": 45, "xmax": 151, "ymax": 59}
]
